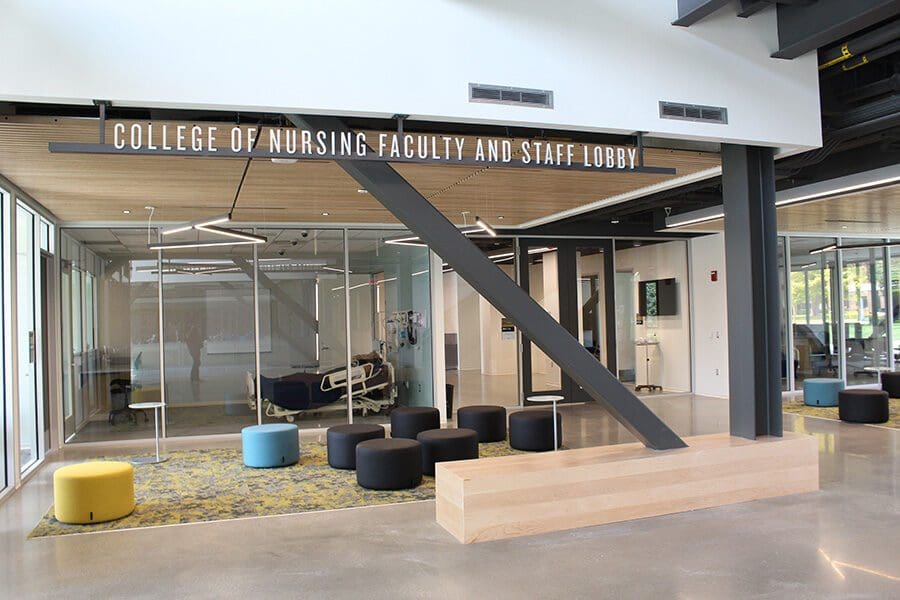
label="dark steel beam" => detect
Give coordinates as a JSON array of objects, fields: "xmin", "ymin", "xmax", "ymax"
[
  {"xmin": 286, "ymin": 114, "xmax": 686, "ymax": 450},
  {"xmin": 672, "ymin": 0, "xmax": 732, "ymax": 27},
  {"xmin": 772, "ymin": 0, "xmax": 900, "ymax": 59},
  {"xmin": 722, "ymin": 145, "xmax": 782, "ymax": 439}
]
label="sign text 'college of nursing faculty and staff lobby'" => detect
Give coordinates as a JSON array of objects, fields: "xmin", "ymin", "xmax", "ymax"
[{"xmin": 100, "ymin": 123, "xmax": 643, "ymax": 171}]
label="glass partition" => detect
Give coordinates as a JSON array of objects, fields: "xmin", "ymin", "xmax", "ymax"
[
  {"xmin": 891, "ymin": 243, "xmax": 899, "ymax": 371},
  {"xmin": 841, "ymin": 239, "xmax": 889, "ymax": 384},
  {"xmin": 160, "ymin": 238, "xmax": 258, "ymax": 436},
  {"xmin": 789, "ymin": 237, "xmax": 839, "ymax": 384},
  {"xmin": 778, "ymin": 237, "xmax": 790, "ymax": 390},
  {"xmin": 62, "ymin": 228, "xmax": 162, "ymax": 442},
  {"xmin": 350, "ymin": 231, "xmax": 433, "ymax": 424},
  {"xmin": 16, "ymin": 204, "xmax": 39, "ymax": 471},
  {"xmin": 256, "ymin": 228, "xmax": 348, "ymax": 429}
]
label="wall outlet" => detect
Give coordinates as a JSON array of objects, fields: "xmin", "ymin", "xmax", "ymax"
[{"xmin": 714, "ymin": 368, "xmax": 720, "ymax": 376}]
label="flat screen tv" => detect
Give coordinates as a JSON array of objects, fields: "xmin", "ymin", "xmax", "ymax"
[{"xmin": 638, "ymin": 278, "xmax": 677, "ymax": 316}]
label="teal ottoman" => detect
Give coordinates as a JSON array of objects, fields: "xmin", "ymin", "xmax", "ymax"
[
  {"xmin": 242, "ymin": 424, "xmax": 300, "ymax": 468},
  {"xmin": 803, "ymin": 378, "xmax": 844, "ymax": 407}
]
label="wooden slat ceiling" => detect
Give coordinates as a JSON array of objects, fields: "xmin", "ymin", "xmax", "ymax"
[
  {"xmin": 0, "ymin": 116, "xmax": 721, "ymax": 226},
  {"xmin": 671, "ymin": 184, "xmax": 900, "ymax": 236}
]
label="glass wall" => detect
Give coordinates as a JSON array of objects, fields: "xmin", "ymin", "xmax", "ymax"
[
  {"xmin": 256, "ymin": 228, "xmax": 348, "ymax": 429},
  {"xmin": 1, "ymin": 189, "xmax": 7, "ymax": 491},
  {"xmin": 58, "ymin": 227, "xmax": 434, "ymax": 442},
  {"xmin": 160, "ymin": 242, "xmax": 259, "ymax": 437},
  {"xmin": 892, "ymin": 243, "xmax": 900, "ymax": 372},
  {"xmin": 61, "ymin": 229, "xmax": 161, "ymax": 442},
  {"xmin": 789, "ymin": 237, "xmax": 840, "ymax": 385},
  {"xmin": 777, "ymin": 237, "xmax": 790, "ymax": 390},
  {"xmin": 841, "ymin": 240, "xmax": 889, "ymax": 384},
  {"xmin": 16, "ymin": 204, "xmax": 39, "ymax": 471},
  {"xmin": 349, "ymin": 231, "xmax": 433, "ymax": 423}
]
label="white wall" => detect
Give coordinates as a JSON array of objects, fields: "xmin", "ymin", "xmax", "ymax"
[
  {"xmin": 616, "ymin": 241, "xmax": 691, "ymax": 392},
  {"xmin": 456, "ymin": 279, "xmax": 482, "ymax": 371},
  {"xmin": 479, "ymin": 265, "xmax": 517, "ymax": 376},
  {"xmin": 0, "ymin": 1, "xmax": 820, "ymax": 150},
  {"xmin": 689, "ymin": 233, "xmax": 729, "ymax": 398},
  {"xmin": 442, "ymin": 272, "xmax": 458, "ymax": 335}
]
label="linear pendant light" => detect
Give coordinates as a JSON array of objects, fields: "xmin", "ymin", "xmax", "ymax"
[
  {"xmin": 475, "ymin": 216, "xmax": 498, "ymax": 237},
  {"xmin": 384, "ymin": 226, "xmax": 482, "ymax": 246},
  {"xmin": 160, "ymin": 214, "xmax": 232, "ymax": 236},
  {"xmin": 150, "ymin": 213, "xmax": 267, "ymax": 251},
  {"xmin": 148, "ymin": 238, "xmax": 263, "ymax": 251}
]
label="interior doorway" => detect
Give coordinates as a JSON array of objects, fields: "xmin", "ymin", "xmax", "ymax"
[{"xmin": 519, "ymin": 239, "xmax": 616, "ymax": 405}]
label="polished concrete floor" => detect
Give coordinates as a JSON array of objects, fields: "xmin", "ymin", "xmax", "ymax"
[{"xmin": 2, "ymin": 395, "xmax": 899, "ymax": 599}]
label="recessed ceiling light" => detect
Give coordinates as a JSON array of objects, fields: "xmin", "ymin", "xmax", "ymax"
[
  {"xmin": 123, "ymin": 210, "xmax": 131, "ymax": 214},
  {"xmin": 497, "ymin": 215, "xmax": 505, "ymax": 220},
  {"xmin": 611, "ymin": 219, "xmax": 620, "ymax": 224},
  {"xmin": 841, "ymin": 225, "xmax": 848, "ymax": 229},
  {"xmin": 322, "ymin": 212, "xmax": 330, "ymax": 216},
  {"xmin": 357, "ymin": 189, "xmax": 368, "ymax": 194}
]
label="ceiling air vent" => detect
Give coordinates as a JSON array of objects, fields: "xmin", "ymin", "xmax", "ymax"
[
  {"xmin": 659, "ymin": 101, "xmax": 728, "ymax": 124},
  {"xmin": 469, "ymin": 83, "xmax": 553, "ymax": 109}
]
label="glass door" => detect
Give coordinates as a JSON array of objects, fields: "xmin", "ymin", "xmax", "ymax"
[
  {"xmin": 519, "ymin": 241, "xmax": 563, "ymax": 399},
  {"xmin": 16, "ymin": 204, "xmax": 40, "ymax": 471}
]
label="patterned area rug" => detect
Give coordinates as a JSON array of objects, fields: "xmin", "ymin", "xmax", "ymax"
[
  {"xmin": 30, "ymin": 440, "xmax": 523, "ymax": 538},
  {"xmin": 782, "ymin": 397, "xmax": 900, "ymax": 429}
]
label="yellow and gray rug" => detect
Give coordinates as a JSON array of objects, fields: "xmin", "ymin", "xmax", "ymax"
[
  {"xmin": 30, "ymin": 440, "xmax": 522, "ymax": 538},
  {"xmin": 782, "ymin": 398, "xmax": 900, "ymax": 429}
]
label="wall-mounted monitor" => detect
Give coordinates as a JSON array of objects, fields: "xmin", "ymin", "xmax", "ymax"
[{"xmin": 638, "ymin": 278, "xmax": 677, "ymax": 316}]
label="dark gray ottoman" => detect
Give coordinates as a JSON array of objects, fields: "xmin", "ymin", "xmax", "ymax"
[
  {"xmin": 509, "ymin": 410, "xmax": 562, "ymax": 451},
  {"xmin": 456, "ymin": 405, "xmax": 507, "ymax": 442},
  {"xmin": 326, "ymin": 424, "xmax": 385, "ymax": 469},
  {"xmin": 356, "ymin": 438, "xmax": 423, "ymax": 490},
  {"xmin": 390, "ymin": 406, "xmax": 440, "ymax": 439},
  {"xmin": 839, "ymin": 389, "xmax": 889, "ymax": 424},
  {"xmin": 416, "ymin": 428, "xmax": 479, "ymax": 476},
  {"xmin": 881, "ymin": 371, "xmax": 900, "ymax": 398}
]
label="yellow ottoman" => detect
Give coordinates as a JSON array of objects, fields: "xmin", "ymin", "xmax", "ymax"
[{"xmin": 53, "ymin": 461, "xmax": 135, "ymax": 524}]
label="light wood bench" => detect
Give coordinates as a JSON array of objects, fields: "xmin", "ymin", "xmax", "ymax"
[{"xmin": 435, "ymin": 432, "xmax": 818, "ymax": 543}]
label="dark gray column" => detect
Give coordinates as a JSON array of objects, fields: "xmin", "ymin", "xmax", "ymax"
[
  {"xmin": 288, "ymin": 114, "xmax": 686, "ymax": 450},
  {"xmin": 722, "ymin": 145, "xmax": 783, "ymax": 439}
]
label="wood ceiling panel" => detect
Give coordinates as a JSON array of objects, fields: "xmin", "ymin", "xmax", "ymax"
[
  {"xmin": 0, "ymin": 116, "xmax": 721, "ymax": 226},
  {"xmin": 672, "ymin": 184, "xmax": 900, "ymax": 236}
]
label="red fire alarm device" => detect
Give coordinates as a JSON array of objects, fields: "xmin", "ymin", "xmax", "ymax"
[{"xmin": 710, "ymin": 270, "xmax": 718, "ymax": 282}]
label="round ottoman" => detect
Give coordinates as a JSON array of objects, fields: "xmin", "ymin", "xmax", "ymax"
[
  {"xmin": 327, "ymin": 424, "xmax": 385, "ymax": 469},
  {"xmin": 803, "ymin": 377, "xmax": 844, "ymax": 407},
  {"xmin": 390, "ymin": 406, "xmax": 440, "ymax": 439},
  {"xmin": 416, "ymin": 428, "xmax": 479, "ymax": 475},
  {"xmin": 356, "ymin": 438, "xmax": 423, "ymax": 490},
  {"xmin": 53, "ymin": 461, "xmax": 135, "ymax": 524},
  {"xmin": 881, "ymin": 371, "xmax": 900, "ymax": 398},
  {"xmin": 241, "ymin": 423, "xmax": 300, "ymax": 468},
  {"xmin": 456, "ymin": 405, "xmax": 507, "ymax": 442},
  {"xmin": 509, "ymin": 410, "xmax": 562, "ymax": 451},
  {"xmin": 839, "ymin": 389, "xmax": 889, "ymax": 424}
]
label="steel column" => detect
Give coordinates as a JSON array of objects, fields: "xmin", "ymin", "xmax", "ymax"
[
  {"xmin": 722, "ymin": 145, "xmax": 782, "ymax": 439},
  {"xmin": 288, "ymin": 114, "xmax": 685, "ymax": 450}
]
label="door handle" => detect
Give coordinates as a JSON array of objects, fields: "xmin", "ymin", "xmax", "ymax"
[{"xmin": 29, "ymin": 331, "xmax": 35, "ymax": 363}]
